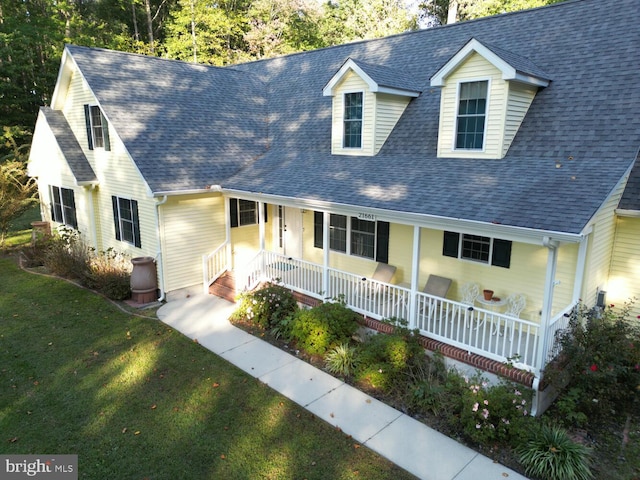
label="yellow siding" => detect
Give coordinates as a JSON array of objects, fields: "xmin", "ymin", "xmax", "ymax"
[
  {"xmin": 62, "ymin": 69, "xmax": 158, "ymax": 259},
  {"xmin": 607, "ymin": 217, "xmax": 640, "ymax": 318},
  {"xmin": 331, "ymin": 72, "xmax": 373, "ymax": 155},
  {"xmin": 503, "ymin": 84, "xmax": 537, "ymax": 157},
  {"xmin": 437, "ymin": 53, "xmax": 506, "ymax": 159},
  {"xmin": 582, "ymin": 181, "xmax": 626, "ymax": 307},
  {"xmin": 161, "ymin": 194, "xmax": 225, "ymax": 292},
  {"xmin": 374, "ymin": 93, "xmax": 411, "ymax": 153}
]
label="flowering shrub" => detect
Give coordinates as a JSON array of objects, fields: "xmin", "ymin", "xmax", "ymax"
[
  {"xmin": 457, "ymin": 374, "xmax": 533, "ymax": 445},
  {"xmin": 231, "ymin": 283, "xmax": 299, "ymax": 329},
  {"xmin": 546, "ymin": 301, "xmax": 640, "ymax": 419}
]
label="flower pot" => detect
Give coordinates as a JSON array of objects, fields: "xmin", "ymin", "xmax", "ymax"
[{"xmin": 483, "ymin": 289, "xmax": 494, "ymax": 301}]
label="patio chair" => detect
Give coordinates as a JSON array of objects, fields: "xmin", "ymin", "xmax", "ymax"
[
  {"xmin": 419, "ymin": 275, "xmax": 452, "ymax": 324},
  {"xmin": 495, "ymin": 293, "xmax": 527, "ymax": 339},
  {"xmin": 457, "ymin": 282, "xmax": 480, "ymax": 328},
  {"xmin": 357, "ymin": 263, "xmax": 396, "ymax": 310}
]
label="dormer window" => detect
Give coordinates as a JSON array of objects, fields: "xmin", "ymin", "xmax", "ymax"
[
  {"xmin": 343, "ymin": 92, "xmax": 363, "ymax": 148},
  {"xmin": 456, "ymin": 81, "xmax": 488, "ymax": 150}
]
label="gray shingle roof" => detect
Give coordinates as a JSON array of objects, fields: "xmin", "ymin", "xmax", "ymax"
[
  {"xmin": 66, "ymin": 0, "xmax": 640, "ymax": 235},
  {"xmin": 619, "ymin": 153, "xmax": 640, "ymax": 211},
  {"xmin": 480, "ymin": 41, "xmax": 551, "ymax": 81},
  {"xmin": 40, "ymin": 107, "xmax": 97, "ymax": 184},
  {"xmin": 348, "ymin": 59, "xmax": 423, "ymax": 93},
  {"xmin": 66, "ymin": 45, "xmax": 268, "ymax": 193}
]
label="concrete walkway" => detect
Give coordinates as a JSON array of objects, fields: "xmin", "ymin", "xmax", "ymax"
[{"xmin": 157, "ymin": 294, "xmax": 528, "ymax": 480}]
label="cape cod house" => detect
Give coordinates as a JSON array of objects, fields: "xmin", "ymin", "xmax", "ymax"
[{"xmin": 28, "ymin": 0, "xmax": 640, "ymax": 414}]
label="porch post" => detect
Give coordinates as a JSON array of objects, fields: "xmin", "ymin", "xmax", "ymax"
[
  {"xmin": 535, "ymin": 237, "xmax": 559, "ymax": 375},
  {"xmin": 258, "ymin": 201, "xmax": 266, "ymax": 251},
  {"xmin": 408, "ymin": 225, "xmax": 421, "ymax": 329},
  {"xmin": 322, "ymin": 211, "xmax": 330, "ymax": 299},
  {"xmin": 573, "ymin": 234, "xmax": 589, "ymax": 303},
  {"xmin": 225, "ymin": 197, "xmax": 232, "ymax": 271}
]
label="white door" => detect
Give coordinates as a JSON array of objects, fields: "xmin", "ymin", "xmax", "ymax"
[{"xmin": 281, "ymin": 206, "xmax": 302, "ymax": 258}]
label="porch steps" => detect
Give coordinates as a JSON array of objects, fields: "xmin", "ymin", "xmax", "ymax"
[{"xmin": 209, "ymin": 271, "xmax": 237, "ymax": 303}]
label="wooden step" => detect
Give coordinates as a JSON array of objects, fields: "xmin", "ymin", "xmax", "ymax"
[{"xmin": 209, "ymin": 271, "xmax": 236, "ymax": 303}]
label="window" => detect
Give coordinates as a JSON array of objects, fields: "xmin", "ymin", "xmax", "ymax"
[
  {"xmin": 229, "ymin": 198, "xmax": 268, "ymax": 227},
  {"xmin": 443, "ymin": 231, "xmax": 511, "ymax": 268},
  {"xmin": 84, "ymin": 104, "xmax": 111, "ymax": 151},
  {"xmin": 455, "ymin": 81, "xmax": 488, "ymax": 150},
  {"xmin": 343, "ymin": 92, "xmax": 363, "ymax": 148},
  {"xmin": 50, "ymin": 186, "xmax": 77, "ymax": 229},
  {"xmin": 314, "ymin": 212, "xmax": 389, "ymax": 263},
  {"xmin": 112, "ymin": 196, "xmax": 141, "ymax": 247}
]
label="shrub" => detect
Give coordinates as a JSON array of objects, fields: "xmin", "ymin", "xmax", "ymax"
[
  {"xmin": 231, "ymin": 283, "xmax": 299, "ymax": 329},
  {"xmin": 324, "ymin": 343, "xmax": 358, "ymax": 377},
  {"xmin": 457, "ymin": 374, "xmax": 533, "ymax": 445},
  {"xmin": 288, "ymin": 300, "xmax": 360, "ymax": 355},
  {"xmin": 546, "ymin": 301, "xmax": 640, "ymax": 419},
  {"xmin": 355, "ymin": 322, "xmax": 426, "ymax": 394},
  {"xmin": 517, "ymin": 423, "xmax": 593, "ymax": 480},
  {"xmin": 43, "ymin": 227, "xmax": 88, "ymax": 278},
  {"xmin": 408, "ymin": 352, "xmax": 466, "ymax": 417},
  {"xmin": 83, "ymin": 248, "xmax": 132, "ymax": 300}
]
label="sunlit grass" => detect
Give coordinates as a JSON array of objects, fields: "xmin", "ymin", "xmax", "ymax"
[{"xmin": 0, "ymin": 257, "xmax": 416, "ymax": 479}]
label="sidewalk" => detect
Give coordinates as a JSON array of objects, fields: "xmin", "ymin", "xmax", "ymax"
[{"xmin": 157, "ymin": 294, "xmax": 528, "ymax": 480}]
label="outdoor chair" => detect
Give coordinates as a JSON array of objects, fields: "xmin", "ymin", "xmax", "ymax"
[
  {"xmin": 357, "ymin": 263, "xmax": 396, "ymax": 311},
  {"xmin": 419, "ymin": 275, "xmax": 453, "ymax": 326},
  {"xmin": 494, "ymin": 293, "xmax": 527, "ymax": 339},
  {"xmin": 457, "ymin": 282, "xmax": 480, "ymax": 328}
]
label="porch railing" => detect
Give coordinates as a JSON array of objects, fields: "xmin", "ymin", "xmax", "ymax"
[
  {"xmin": 232, "ymin": 250, "xmax": 571, "ymax": 373},
  {"xmin": 202, "ymin": 241, "xmax": 230, "ymax": 294}
]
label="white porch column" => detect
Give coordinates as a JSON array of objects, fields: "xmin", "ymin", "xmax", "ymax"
[
  {"xmin": 258, "ymin": 201, "xmax": 266, "ymax": 273},
  {"xmin": 573, "ymin": 234, "xmax": 589, "ymax": 303},
  {"xmin": 322, "ymin": 211, "xmax": 330, "ymax": 299},
  {"xmin": 408, "ymin": 225, "xmax": 421, "ymax": 329},
  {"xmin": 225, "ymin": 197, "xmax": 232, "ymax": 270},
  {"xmin": 535, "ymin": 237, "xmax": 559, "ymax": 375}
]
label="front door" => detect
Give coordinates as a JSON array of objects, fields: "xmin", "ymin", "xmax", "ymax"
[{"xmin": 277, "ymin": 206, "xmax": 302, "ymax": 258}]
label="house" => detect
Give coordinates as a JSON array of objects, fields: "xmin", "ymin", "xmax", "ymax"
[{"xmin": 28, "ymin": 0, "xmax": 640, "ymax": 414}]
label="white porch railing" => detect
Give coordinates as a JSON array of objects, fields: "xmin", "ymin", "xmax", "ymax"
[
  {"xmin": 202, "ymin": 241, "xmax": 230, "ymax": 294},
  {"xmin": 231, "ymin": 250, "xmax": 573, "ymax": 373}
]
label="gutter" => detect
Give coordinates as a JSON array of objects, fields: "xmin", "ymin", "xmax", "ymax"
[{"xmin": 154, "ymin": 195, "xmax": 168, "ymax": 302}]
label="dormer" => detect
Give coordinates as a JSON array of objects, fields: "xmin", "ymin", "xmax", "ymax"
[
  {"xmin": 323, "ymin": 58, "xmax": 421, "ymax": 156},
  {"xmin": 430, "ymin": 38, "xmax": 550, "ymax": 159}
]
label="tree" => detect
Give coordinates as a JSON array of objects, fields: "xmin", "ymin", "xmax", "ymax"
[{"xmin": 419, "ymin": 0, "xmax": 564, "ymax": 26}]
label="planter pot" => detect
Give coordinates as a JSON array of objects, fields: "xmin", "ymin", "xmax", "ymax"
[
  {"xmin": 131, "ymin": 256, "xmax": 157, "ymax": 303},
  {"xmin": 483, "ymin": 289, "xmax": 494, "ymax": 301},
  {"xmin": 30, "ymin": 221, "xmax": 51, "ymax": 245}
]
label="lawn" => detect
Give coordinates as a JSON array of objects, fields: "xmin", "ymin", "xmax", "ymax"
[{"xmin": 0, "ymin": 255, "xmax": 417, "ymax": 479}]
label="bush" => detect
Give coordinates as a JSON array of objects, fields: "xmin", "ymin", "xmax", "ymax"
[
  {"xmin": 324, "ymin": 343, "xmax": 358, "ymax": 377},
  {"xmin": 288, "ymin": 300, "xmax": 360, "ymax": 355},
  {"xmin": 83, "ymin": 248, "xmax": 131, "ymax": 300},
  {"xmin": 43, "ymin": 227, "xmax": 87, "ymax": 278},
  {"xmin": 517, "ymin": 423, "xmax": 593, "ymax": 480},
  {"xmin": 456, "ymin": 374, "xmax": 533, "ymax": 445},
  {"xmin": 231, "ymin": 283, "xmax": 299, "ymax": 329},
  {"xmin": 408, "ymin": 352, "xmax": 466, "ymax": 417},
  {"xmin": 546, "ymin": 301, "xmax": 640, "ymax": 419},
  {"xmin": 355, "ymin": 322, "xmax": 426, "ymax": 394}
]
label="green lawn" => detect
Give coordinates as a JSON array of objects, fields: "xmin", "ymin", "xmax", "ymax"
[{"xmin": 0, "ymin": 257, "xmax": 417, "ymax": 479}]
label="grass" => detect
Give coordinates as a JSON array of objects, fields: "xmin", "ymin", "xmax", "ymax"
[
  {"xmin": 1, "ymin": 205, "xmax": 41, "ymax": 249},
  {"xmin": 0, "ymin": 256, "xmax": 416, "ymax": 479}
]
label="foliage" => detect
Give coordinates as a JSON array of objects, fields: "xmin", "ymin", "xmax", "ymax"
[
  {"xmin": 456, "ymin": 374, "xmax": 533, "ymax": 445},
  {"xmin": 355, "ymin": 321, "xmax": 426, "ymax": 393},
  {"xmin": 517, "ymin": 423, "xmax": 593, "ymax": 480},
  {"xmin": 42, "ymin": 227, "xmax": 89, "ymax": 279},
  {"xmin": 83, "ymin": 248, "xmax": 132, "ymax": 301},
  {"xmin": 545, "ymin": 301, "xmax": 640, "ymax": 420},
  {"xmin": 288, "ymin": 300, "xmax": 360, "ymax": 355},
  {"xmin": 0, "ymin": 158, "xmax": 37, "ymax": 245},
  {"xmin": 231, "ymin": 283, "xmax": 299, "ymax": 329},
  {"xmin": 324, "ymin": 342, "xmax": 358, "ymax": 377}
]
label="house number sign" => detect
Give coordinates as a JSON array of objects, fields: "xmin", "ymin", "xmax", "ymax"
[{"xmin": 357, "ymin": 212, "xmax": 376, "ymax": 221}]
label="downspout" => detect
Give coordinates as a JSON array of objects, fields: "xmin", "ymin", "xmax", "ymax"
[
  {"xmin": 531, "ymin": 236, "xmax": 559, "ymax": 416},
  {"xmin": 155, "ymin": 195, "xmax": 168, "ymax": 301}
]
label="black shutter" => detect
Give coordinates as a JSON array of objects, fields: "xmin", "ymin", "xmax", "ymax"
[
  {"xmin": 229, "ymin": 198, "xmax": 238, "ymax": 228},
  {"xmin": 132, "ymin": 200, "xmax": 141, "ymax": 248},
  {"xmin": 263, "ymin": 202, "xmax": 268, "ymax": 223},
  {"xmin": 102, "ymin": 113, "xmax": 111, "ymax": 151},
  {"xmin": 68, "ymin": 190, "xmax": 78, "ymax": 229},
  {"xmin": 375, "ymin": 221, "xmax": 390, "ymax": 263},
  {"xmin": 112, "ymin": 196, "xmax": 121, "ymax": 241},
  {"xmin": 491, "ymin": 239, "xmax": 512, "ymax": 268},
  {"xmin": 443, "ymin": 231, "xmax": 460, "ymax": 258},
  {"xmin": 84, "ymin": 104, "xmax": 94, "ymax": 150},
  {"xmin": 313, "ymin": 211, "xmax": 323, "ymax": 248}
]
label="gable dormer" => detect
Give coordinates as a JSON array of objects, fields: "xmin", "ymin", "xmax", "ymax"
[
  {"xmin": 323, "ymin": 58, "xmax": 421, "ymax": 156},
  {"xmin": 430, "ymin": 38, "xmax": 550, "ymax": 159}
]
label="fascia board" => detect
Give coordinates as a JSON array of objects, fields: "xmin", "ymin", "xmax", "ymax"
[
  {"xmin": 374, "ymin": 85, "xmax": 421, "ymax": 97},
  {"xmin": 222, "ymin": 189, "xmax": 582, "ymax": 246},
  {"xmin": 323, "ymin": 59, "xmax": 376, "ymax": 96},
  {"xmin": 51, "ymin": 47, "xmax": 75, "ymax": 109},
  {"xmin": 615, "ymin": 209, "xmax": 640, "ymax": 218}
]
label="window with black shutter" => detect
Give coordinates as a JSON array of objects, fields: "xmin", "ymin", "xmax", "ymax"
[
  {"xmin": 229, "ymin": 198, "xmax": 268, "ymax": 227},
  {"xmin": 112, "ymin": 196, "xmax": 141, "ymax": 247},
  {"xmin": 50, "ymin": 185, "xmax": 78, "ymax": 229},
  {"xmin": 442, "ymin": 231, "xmax": 511, "ymax": 268}
]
